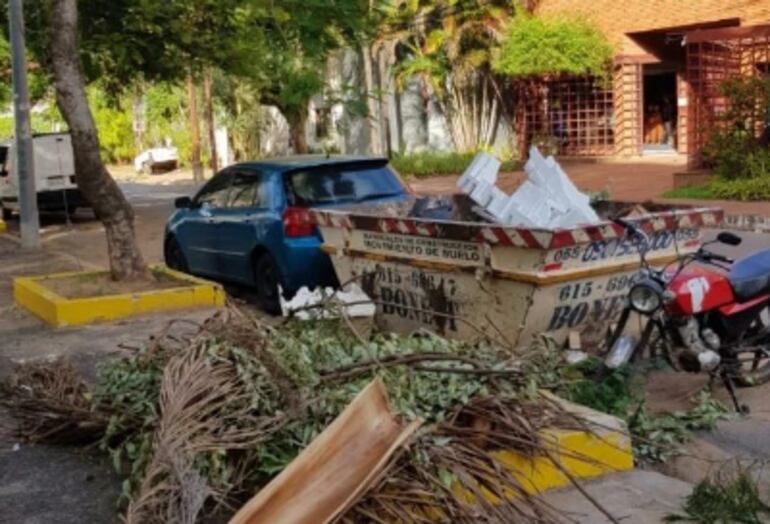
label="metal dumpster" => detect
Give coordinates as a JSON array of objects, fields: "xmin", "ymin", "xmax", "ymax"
[{"xmin": 312, "ymin": 197, "xmax": 723, "ymax": 348}]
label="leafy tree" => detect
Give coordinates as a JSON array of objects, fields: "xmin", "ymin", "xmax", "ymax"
[
  {"xmin": 246, "ymin": 0, "xmax": 374, "ymax": 153},
  {"xmin": 703, "ymin": 76, "xmax": 770, "ymax": 180},
  {"xmin": 90, "ymin": 88, "xmax": 136, "ymax": 163},
  {"xmin": 492, "ymin": 15, "xmax": 613, "ymax": 78},
  {"xmin": 0, "ymin": 35, "xmax": 10, "ymax": 106}
]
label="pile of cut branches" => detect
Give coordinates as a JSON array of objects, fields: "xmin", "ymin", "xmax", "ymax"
[{"xmin": 1, "ymin": 306, "xmax": 612, "ymax": 523}]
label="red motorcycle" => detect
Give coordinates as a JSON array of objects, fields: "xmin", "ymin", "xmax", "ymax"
[{"xmin": 605, "ymin": 218, "xmax": 770, "ymax": 412}]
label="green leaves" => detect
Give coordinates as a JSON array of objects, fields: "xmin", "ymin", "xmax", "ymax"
[
  {"xmin": 665, "ymin": 468, "xmax": 770, "ymax": 523},
  {"xmin": 703, "ymin": 76, "xmax": 770, "ymax": 183},
  {"xmin": 628, "ymin": 391, "xmax": 728, "ymax": 464},
  {"xmin": 492, "ymin": 15, "xmax": 613, "ymax": 78}
]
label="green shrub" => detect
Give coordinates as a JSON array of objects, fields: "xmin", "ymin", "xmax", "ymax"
[
  {"xmin": 665, "ymin": 468, "xmax": 770, "ymax": 523},
  {"xmin": 390, "ymin": 151, "xmax": 519, "ymax": 178},
  {"xmin": 703, "ymin": 76, "xmax": 770, "ymax": 181},
  {"xmin": 711, "ymin": 176, "xmax": 770, "ymax": 201},
  {"xmin": 89, "ymin": 88, "xmax": 137, "ymax": 164},
  {"xmin": 565, "ymin": 359, "xmax": 634, "ymax": 418},
  {"xmin": 493, "ymin": 15, "xmax": 613, "ymax": 78}
]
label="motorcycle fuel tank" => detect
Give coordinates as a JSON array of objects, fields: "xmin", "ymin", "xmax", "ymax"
[{"xmin": 666, "ymin": 266, "xmax": 735, "ymax": 316}]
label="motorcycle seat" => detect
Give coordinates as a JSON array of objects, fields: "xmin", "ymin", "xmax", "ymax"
[{"xmin": 728, "ymin": 248, "xmax": 770, "ymax": 302}]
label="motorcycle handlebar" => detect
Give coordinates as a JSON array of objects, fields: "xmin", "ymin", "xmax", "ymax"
[{"xmin": 700, "ymin": 250, "xmax": 734, "ymax": 265}]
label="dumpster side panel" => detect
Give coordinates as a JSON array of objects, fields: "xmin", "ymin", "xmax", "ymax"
[
  {"xmin": 520, "ymin": 273, "xmax": 635, "ymax": 346},
  {"xmin": 314, "ymin": 206, "xmax": 723, "ymax": 349},
  {"xmin": 352, "ymin": 258, "xmax": 535, "ymax": 342}
]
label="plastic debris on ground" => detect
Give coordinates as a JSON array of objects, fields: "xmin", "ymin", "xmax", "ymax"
[
  {"xmin": 280, "ymin": 284, "xmax": 375, "ymax": 320},
  {"xmin": 457, "ymin": 146, "xmax": 601, "ymax": 229}
]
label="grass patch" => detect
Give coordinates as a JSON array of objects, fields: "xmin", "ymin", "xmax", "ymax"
[
  {"xmin": 663, "ymin": 185, "xmax": 717, "ymax": 200},
  {"xmin": 663, "ymin": 178, "xmax": 770, "ymax": 202},
  {"xmin": 665, "ymin": 467, "xmax": 770, "ymax": 523},
  {"xmin": 391, "ymin": 151, "xmax": 519, "ymax": 178}
]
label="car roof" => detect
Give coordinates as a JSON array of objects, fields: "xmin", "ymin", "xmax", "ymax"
[{"xmin": 235, "ymin": 155, "xmax": 389, "ymax": 174}]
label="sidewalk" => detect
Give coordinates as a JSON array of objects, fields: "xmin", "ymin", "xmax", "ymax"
[
  {"xmin": 541, "ymin": 470, "xmax": 692, "ymax": 523},
  {"xmin": 408, "ymin": 159, "xmax": 770, "ymax": 219}
]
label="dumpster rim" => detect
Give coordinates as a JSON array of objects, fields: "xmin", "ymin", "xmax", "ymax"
[
  {"xmin": 312, "ymin": 206, "xmax": 724, "ymax": 250},
  {"xmin": 322, "ymin": 244, "xmax": 685, "ymax": 286}
]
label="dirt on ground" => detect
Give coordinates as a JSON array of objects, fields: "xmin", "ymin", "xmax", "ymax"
[{"xmin": 42, "ymin": 269, "xmax": 190, "ymax": 299}]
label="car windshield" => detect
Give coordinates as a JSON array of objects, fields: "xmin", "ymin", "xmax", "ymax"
[{"xmin": 285, "ymin": 164, "xmax": 404, "ymax": 207}]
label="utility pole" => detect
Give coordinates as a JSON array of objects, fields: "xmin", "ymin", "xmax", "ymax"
[{"xmin": 9, "ymin": 0, "xmax": 40, "ymax": 248}]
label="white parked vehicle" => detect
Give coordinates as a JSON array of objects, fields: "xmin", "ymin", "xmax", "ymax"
[
  {"xmin": 133, "ymin": 146, "xmax": 178, "ymax": 174},
  {"xmin": 0, "ymin": 132, "xmax": 88, "ymax": 219}
]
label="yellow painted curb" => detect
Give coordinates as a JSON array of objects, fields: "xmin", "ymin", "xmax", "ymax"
[
  {"xmin": 0, "ymin": 219, "xmax": 6, "ymax": 234},
  {"xmin": 421, "ymin": 393, "xmax": 633, "ymax": 518},
  {"xmin": 13, "ymin": 265, "xmax": 225, "ymax": 327}
]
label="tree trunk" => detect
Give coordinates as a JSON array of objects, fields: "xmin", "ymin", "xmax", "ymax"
[
  {"xmin": 131, "ymin": 86, "xmax": 145, "ymax": 152},
  {"xmin": 289, "ymin": 111, "xmax": 308, "ymax": 154},
  {"xmin": 187, "ymin": 74, "xmax": 204, "ymax": 182},
  {"xmin": 49, "ymin": 0, "xmax": 147, "ymax": 281},
  {"xmin": 203, "ymin": 69, "xmax": 218, "ymax": 174},
  {"xmin": 361, "ymin": 43, "xmax": 381, "ymax": 155}
]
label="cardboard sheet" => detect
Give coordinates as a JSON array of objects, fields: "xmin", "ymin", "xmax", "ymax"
[{"xmin": 229, "ymin": 379, "xmax": 421, "ymax": 524}]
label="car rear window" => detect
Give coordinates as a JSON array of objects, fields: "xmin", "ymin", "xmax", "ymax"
[{"xmin": 285, "ymin": 164, "xmax": 404, "ymax": 207}]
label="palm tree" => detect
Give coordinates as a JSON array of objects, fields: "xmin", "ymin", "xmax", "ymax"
[{"xmin": 384, "ymin": 0, "xmax": 526, "ymax": 151}]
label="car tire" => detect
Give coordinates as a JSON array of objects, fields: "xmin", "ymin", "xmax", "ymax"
[
  {"xmin": 1, "ymin": 205, "xmax": 11, "ymax": 221},
  {"xmin": 164, "ymin": 237, "xmax": 189, "ymax": 273},
  {"xmin": 255, "ymin": 253, "xmax": 282, "ymax": 315}
]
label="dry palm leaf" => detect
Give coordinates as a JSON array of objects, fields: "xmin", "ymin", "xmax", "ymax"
[{"xmin": 0, "ymin": 360, "xmax": 105, "ymax": 444}]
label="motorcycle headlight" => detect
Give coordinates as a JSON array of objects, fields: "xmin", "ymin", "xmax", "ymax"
[{"xmin": 629, "ymin": 281, "xmax": 662, "ymax": 314}]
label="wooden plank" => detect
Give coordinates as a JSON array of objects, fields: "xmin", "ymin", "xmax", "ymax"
[{"xmin": 229, "ymin": 379, "xmax": 421, "ymax": 524}]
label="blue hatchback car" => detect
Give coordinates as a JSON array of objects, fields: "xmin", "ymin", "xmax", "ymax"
[{"xmin": 164, "ymin": 156, "xmax": 409, "ymax": 312}]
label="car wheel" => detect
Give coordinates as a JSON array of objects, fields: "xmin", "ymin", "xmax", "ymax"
[
  {"xmin": 1, "ymin": 205, "xmax": 11, "ymax": 221},
  {"xmin": 255, "ymin": 253, "xmax": 282, "ymax": 315},
  {"xmin": 164, "ymin": 237, "xmax": 189, "ymax": 273}
]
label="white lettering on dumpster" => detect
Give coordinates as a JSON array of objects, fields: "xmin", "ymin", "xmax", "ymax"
[{"xmin": 361, "ymin": 232, "xmax": 483, "ymax": 265}]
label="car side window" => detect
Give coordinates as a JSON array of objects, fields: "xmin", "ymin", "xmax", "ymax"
[
  {"xmin": 195, "ymin": 171, "xmax": 234, "ymax": 208},
  {"xmin": 227, "ymin": 171, "xmax": 263, "ymax": 209}
]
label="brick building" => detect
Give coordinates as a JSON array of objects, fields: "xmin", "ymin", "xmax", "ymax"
[{"xmin": 524, "ymin": 0, "xmax": 770, "ymax": 166}]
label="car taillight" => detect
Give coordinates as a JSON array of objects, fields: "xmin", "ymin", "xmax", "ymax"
[{"xmin": 283, "ymin": 207, "xmax": 315, "ymax": 237}]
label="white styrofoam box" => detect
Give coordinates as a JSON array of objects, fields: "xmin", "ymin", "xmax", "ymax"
[
  {"xmin": 280, "ymin": 284, "xmax": 375, "ymax": 319},
  {"xmin": 526, "ymin": 147, "xmax": 599, "ymax": 226},
  {"xmin": 486, "ymin": 186, "xmax": 513, "ymax": 221},
  {"xmin": 457, "ymin": 147, "xmax": 599, "ymax": 229},
  {"xmin": 502, "ymin": 181, "xmax": 557, "ymax": 228},
  {"xmin": 469, "ymin": 181, "xmax": 495, "ymax": 207},
  {"xmin": 457, "ymin": 152, "xmax": 501, "ymax": 200}
]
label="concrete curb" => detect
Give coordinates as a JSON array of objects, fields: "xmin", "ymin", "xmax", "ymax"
[
  {"xmin": 13, "ymin": 265, "xmax": 225, "ymax": 327},
  {"xmin": 436, "ymin": 392, "xmax": 634, "ymax": 515}
]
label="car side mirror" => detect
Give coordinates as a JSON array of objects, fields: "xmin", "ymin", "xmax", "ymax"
[
  {"xmin": 175, "ymin": 196, "xmax": 193, "ymax": 209},
  {"xmin": 717, "ymin": 232, "xmax": 742, "ymax": 246}
]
